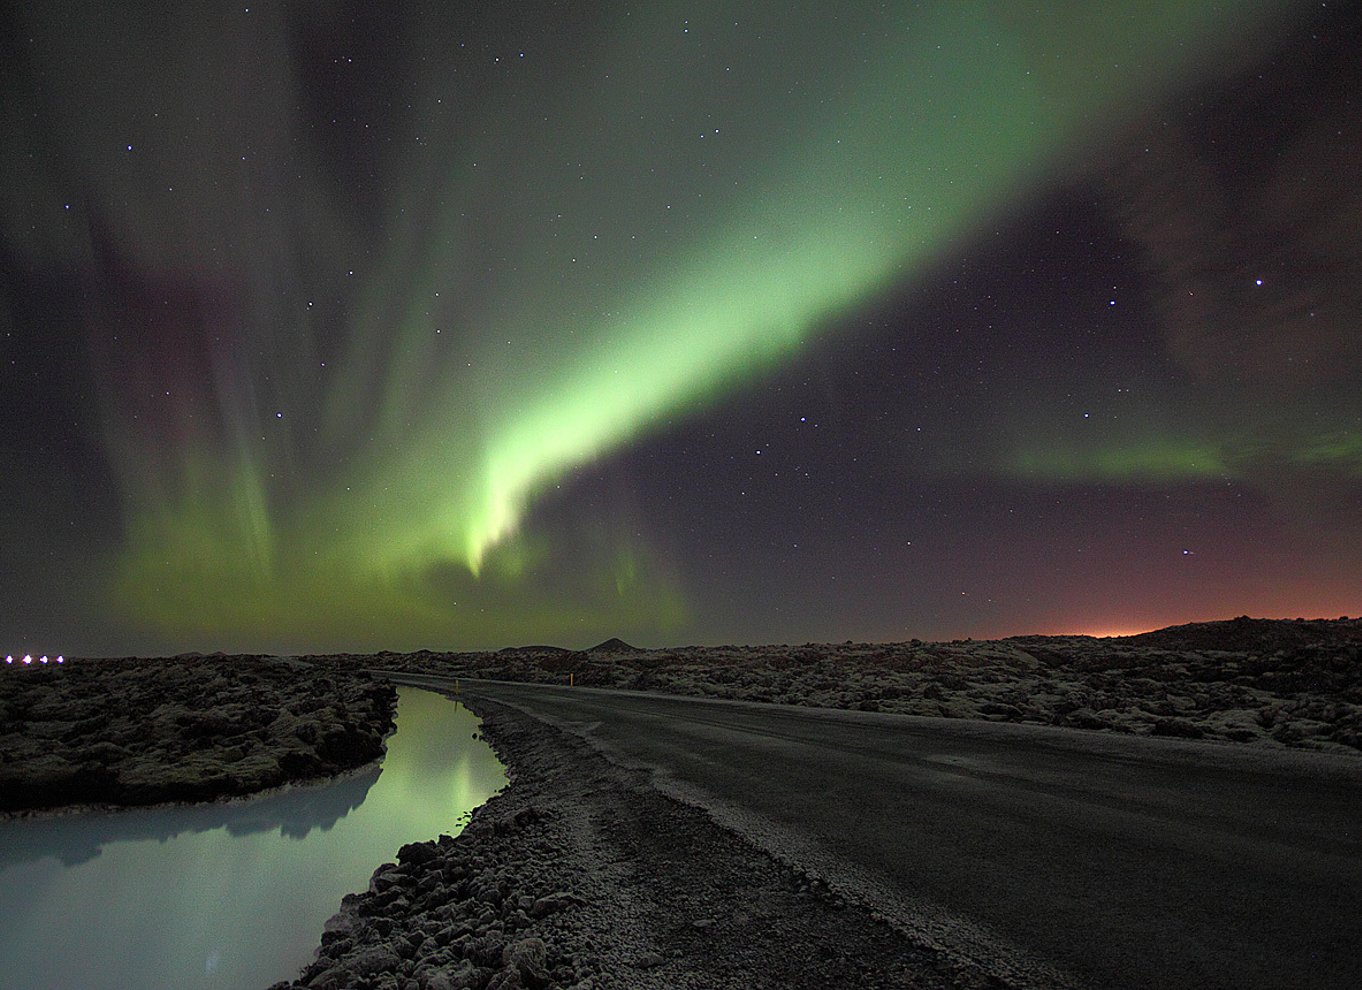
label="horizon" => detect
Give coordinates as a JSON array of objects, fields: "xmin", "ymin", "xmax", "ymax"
[{"xmin": 18, "ymin": 612, "xmax": 1359, "ymax": 663}]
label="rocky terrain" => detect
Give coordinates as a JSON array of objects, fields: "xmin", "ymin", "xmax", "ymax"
[
  {"xmin": 274, "ymin": 617, "xmax": 1361, "ymax": 989},
  {"xmin": 273, "ymin": 693, "xmax": 1015, "ymax": 990},
  {"xmin": 0, "ymin": 655, "xmax": 397, "ymax": 815},
  {"xmin": 5, "ymin": 617, "xmax": 1355, "ymax": 986},
  {"xmin": 319, "ymin": 616, "xmax": 1362, "ymax": 756}
]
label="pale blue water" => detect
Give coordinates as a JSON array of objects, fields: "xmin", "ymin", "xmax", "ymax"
[{"xmin": 0, "ymin": 686, "xmax": 506, "ymax": 989}]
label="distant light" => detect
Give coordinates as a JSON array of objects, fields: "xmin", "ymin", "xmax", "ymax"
[
  {"xmin": 1254, "ymin": 278, "xmax": 1263, "ymax": 286},
  {"xmin": 1077, "ymin": 626, "xmax": 1149, "ymax": 638},
  {"xmin": 4, "ymin": 652, "xmax": 65, "ymax": 669}
]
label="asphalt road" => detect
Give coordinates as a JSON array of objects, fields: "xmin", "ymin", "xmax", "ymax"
[{"xmin": 401, "ymin": 675, "xmax": 1362, "ymax": 989}]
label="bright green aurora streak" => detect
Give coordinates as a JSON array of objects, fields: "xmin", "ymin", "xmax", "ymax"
[{"xmin": 99, "ymin": 1, "xmax": 1304, "ymax": 649}]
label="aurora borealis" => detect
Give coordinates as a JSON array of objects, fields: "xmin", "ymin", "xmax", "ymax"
[{"xmin": 3, "ymin": 1, "xmax": 1359, "ymax": 654}]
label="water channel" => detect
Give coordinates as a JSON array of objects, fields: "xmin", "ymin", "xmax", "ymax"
[{"xmin": 0, "ymin": 686, "xmax": 507, "ymax": 989}]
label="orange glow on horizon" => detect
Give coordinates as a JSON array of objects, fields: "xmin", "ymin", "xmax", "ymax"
[{"xmin": 1068, "ymin": 626, "xmax": 1155, "ymax": 639}]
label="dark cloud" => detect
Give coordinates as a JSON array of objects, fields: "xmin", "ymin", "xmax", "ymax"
[{"xmin": 1098, "ymin": 3, "xmax": 1362, "ymax": 388}]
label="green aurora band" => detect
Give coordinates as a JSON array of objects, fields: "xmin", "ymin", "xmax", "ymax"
[
  {"xmin": 81, "ymin": 1, "xmax": 1308, "ymax": 648},
  {"xmin": 1010, "ymin": 432, "xmax": 1362, "ymax": 486}
]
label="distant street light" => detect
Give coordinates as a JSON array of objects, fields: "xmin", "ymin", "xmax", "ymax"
[{"xmin": 3, "ymin": 652, "xmax": 65, "ymax": 669}]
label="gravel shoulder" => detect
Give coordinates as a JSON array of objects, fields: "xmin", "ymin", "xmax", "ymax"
[
  {"xmin": 274, "ymin": 689, "xmax": 1016, "ymax": 990},
  {"xmin": 0, "ymin": 655, "xmax": 397, "ymax": 817}
]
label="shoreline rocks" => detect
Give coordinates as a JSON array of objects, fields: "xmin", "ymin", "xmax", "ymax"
[{"xmin": 0, "ymin": 656, "xmax": 397, "ymax": 816}]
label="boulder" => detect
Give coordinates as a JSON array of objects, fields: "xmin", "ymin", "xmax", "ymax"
[{"xmin": 502, "ymin": 937, "xmax": 551, "ymax": 990}]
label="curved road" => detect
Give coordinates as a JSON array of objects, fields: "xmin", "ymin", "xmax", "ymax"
[{"xmin": 402, "ymin": 675, "xmax": 1362, "ymax": 989}]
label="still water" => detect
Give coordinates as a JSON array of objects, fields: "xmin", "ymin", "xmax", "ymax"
[{"xmin": 0, "ymin": 687, "xmax": 506, "ymax": 989}]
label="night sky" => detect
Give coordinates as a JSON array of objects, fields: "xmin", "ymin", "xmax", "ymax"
[{"xmin": 3, "ymin": 1, "xmax": 1359, "ymax": 656}]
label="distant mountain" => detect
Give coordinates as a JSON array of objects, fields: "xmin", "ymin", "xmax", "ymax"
[
  {"xmin": 588, "ymin": 638, "xmax": 639, "ymax": 654},
  {"xmin": 1119, "ymin": 616, "xmax": 1362, "ymax": 652}
]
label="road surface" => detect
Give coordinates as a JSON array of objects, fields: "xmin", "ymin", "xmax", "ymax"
[{"xmin": 397, "ymin": 675, "xmax": 1362, "ymax": 988}]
